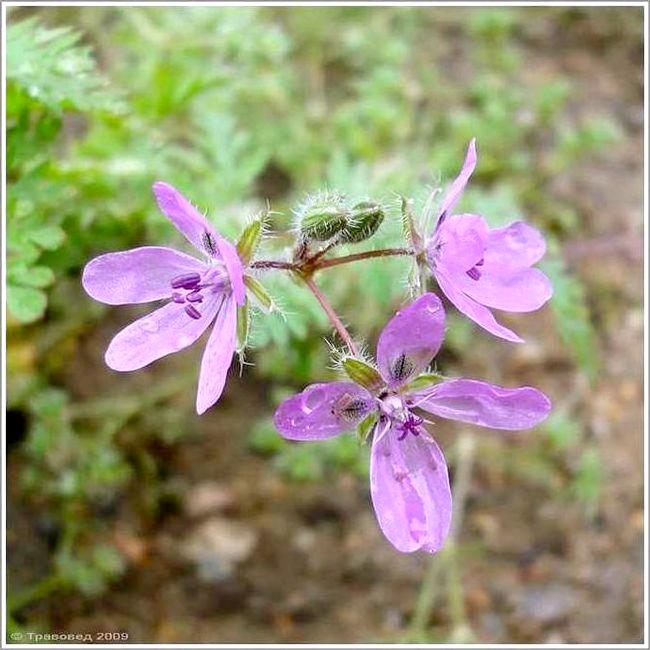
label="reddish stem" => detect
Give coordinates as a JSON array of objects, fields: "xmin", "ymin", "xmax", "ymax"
[
  {"xmin": 302, "ymin": 275, "xmax": 359, "ymax": 356},
  {"xmin": 250, "ymin": 260, "xmax": 296, "ymax": 270},
  {"xmin": 250, "ymin": 246, "xmax": 413, "ymax": 273},
  {"xmin": 315, "ymin": 247, "xmax": 412, "ymax": 269}
]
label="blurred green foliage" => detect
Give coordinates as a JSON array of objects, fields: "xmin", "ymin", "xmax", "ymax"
[{"xmin": 7, "ymin": 5, "xmax": 617, "ymax": 616}]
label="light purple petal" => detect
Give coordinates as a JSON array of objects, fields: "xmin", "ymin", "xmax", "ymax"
[
  {"xmin": 432, "ymin": 213, "xmax": 489, "ymax": 275},
  {"xmin": 196, "ymin": 296, "xmax": 237, "ymax": 414},
  {"xmin": 486, "ymin": 221, "xmax": 547, "ymax": 271},
  {"xmin": 450, "ymin": 266, "xmax": 553, "ymax": 313},
  {"xmin": 370, "ymin": 426, "xmax": 452, "ymax": 553},
  {"xmin": 82, "ymin": 246, "xmax": 205, "ymax": 305},
  {"xmin": 152, "ymin": 182, "xmax": 222, "ymax": 257},
  {"xmin": 435, "ymin": 139, "xmax": 477, "ymax": 227},
  {"xmin": 274, "ymin": 382, "xmax": 375, "ymax": 441},
  {"xmin": 216, "ymin": 237, "xmax": 246, "ymax": 306},
  {"xmin": 104, "ymin": 293, "xmax": 221, "ymax": 371},
  {"xmin": 417, "ymin": 379, "xmax": 551, "ymax": 430},
  {"xmin": 435, "ymin": 267, "xmax": 524, "ymax": 343},
  {"xmin": 376, "ymin": 293, "xmax": 446, "ymax": 387}
]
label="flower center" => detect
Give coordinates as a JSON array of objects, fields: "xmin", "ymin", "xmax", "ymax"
[
  {"xmin": 169, "ymin": 267, "xmax": 229, "ymax": 320},
  {"xmin": 379, "ymin": 394, "xmax": 424, "ymax": 441},
  {"xmin": 396, "ymin": 412, "xmax": 424, "ymax": 441}
]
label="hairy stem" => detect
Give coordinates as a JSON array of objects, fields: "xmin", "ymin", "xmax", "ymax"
[
  {"xmin": 250, "ymin": 259, "xmax": 296, "ymax": 270},
  {"xmin": 302, "ymin": 275, "xmax": 359, "ymax": 356},
  {"xmin": 316, "ymin": 247, "xmax": 413, "ymax": 269},
  {"xmin": 251, "ymin": 247, "xmax": 413, "ymax": 273}
]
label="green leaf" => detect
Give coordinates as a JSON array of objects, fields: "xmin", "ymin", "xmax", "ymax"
[
  {"xmin": 7, "ymin": 18, "xmax": 124, "ymax": 114},
  {"xmin": 7, "ymin": 284, "xmax": 47, "ymax": 323},
  {"xmin": 571, "ymin": 447, "xmax": 602, "ymax": 506},
  {"xmin": 542, "ymin": 411, "xmax": 582, "ymax": 451},
  {"xmin": 8, "ymin": 265, "xmax": 54, "ymax": 289},
  {"xmin": 28, "ymin": 225, "xmax": 66, "ymax": 250}
]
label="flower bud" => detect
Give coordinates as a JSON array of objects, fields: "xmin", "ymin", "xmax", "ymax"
[
  {"xmin": 339, "ymin": 201, "xmax": 384, "ymax": 244},
  {"xmin": 298, "ymin": 192, "xmax": 348, "ymax": 241}
]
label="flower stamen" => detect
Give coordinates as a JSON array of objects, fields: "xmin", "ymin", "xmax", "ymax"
[{"xmin": 184, "ymin": 304, "xmax": 202, "ymax": 319}]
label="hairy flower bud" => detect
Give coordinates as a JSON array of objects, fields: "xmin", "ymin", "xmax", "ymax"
[
  {"xmin": 301, "ymin": 206, "xmax": 348, "ymax": 241},
  {"xmin": 339, "ymin": 201, "xmax": 384, "ymax": 244},
  {"xmin": 297, "ymin": 191, "xmax": 348, "ymax": 241}
]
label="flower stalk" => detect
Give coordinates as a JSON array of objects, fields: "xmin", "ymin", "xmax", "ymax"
[{"xmin": 301, "ymin": 274, "xmax": 359, "ymax": 356}]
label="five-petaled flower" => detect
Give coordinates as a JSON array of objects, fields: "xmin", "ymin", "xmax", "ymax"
[
  {"xmin": 274, "ymin": 293, "xmax": 551, "ymax": 553},
  {"xmin": 425, "ymin": 139, "xmax": 553, "ymax": 342},
  {"xmin": 82, "ymin": 182, "xmax": 246, "ymax": 414}
]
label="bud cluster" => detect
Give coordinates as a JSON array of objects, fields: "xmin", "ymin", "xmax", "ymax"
[{"xmin": 295, "ymin": 190, "xmax": 385, "ymax": 246}]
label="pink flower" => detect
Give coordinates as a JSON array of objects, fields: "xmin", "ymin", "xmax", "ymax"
[
  {"xmin": 274, "ymin": 293, "xmax": 551, "ymax": 553},
  {"xmin": 82, "ymin": 182, "xmax": 246, "ymax": 414},
  {"xmin": 425, "ymin": 140, "xmax": 553, "ymax": 342}
]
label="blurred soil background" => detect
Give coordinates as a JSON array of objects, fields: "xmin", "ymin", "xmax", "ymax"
[{"xmin": 6, "ymin": 5, "xmax": 644, "ymax": 643}]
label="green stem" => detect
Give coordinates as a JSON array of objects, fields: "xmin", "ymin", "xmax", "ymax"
[
  {"xmin": 406, "ymin": 432, "xmax": 477, "ymax": 641},
  {"xmin": 8, "ymin": 575, "xmax": 63, "ymax": 614}
]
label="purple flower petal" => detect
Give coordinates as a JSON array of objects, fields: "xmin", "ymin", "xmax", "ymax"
[
  {"xmin": 215, "ymin": 237, "xmax": 246, "ymax": 306},
  {"xmin": 486, "ymin": 221, "xmax": 547, "ymax": 271},
  {"xmin": 104, "ymin": 292, "xmax": 222, "ymax": 371},
  {"xmin": 450, "ymin": 266, "xmax": 553, "ymax": 313},
  {"xmin": 431, "ymin": 213, "xmax": 489, "ymax": 275},
  {"xmin": 435, "ymin": 139, "xmax": 477, "ymax": 228},
  {"xmin": 274, "ymin": 382, "xmax": 375, "ymax": 441},
  {"xmin": 376, "ymin": 293, "xmax": 446, "ymax": 387},
  {"xmin": 435, "ymin": 267, "xmax": 524, "ymax": 343},
  {"xmin": 196, "ymin": 296, "xmax": 237, "ymax": 414},
  {"xmin": 82, "ymin": 246, "xmax": 205, "ymax": 305},
  {"xmin": 152, "ymin": 182, "xmax": 222, "ymax": 257},
  {"xmin": 416, "ymin": 379, "xmax": 551, "ymax": 430},
  {"xmin": 370, "ymin": 425, "xmax": 452, "ymax": 553}
]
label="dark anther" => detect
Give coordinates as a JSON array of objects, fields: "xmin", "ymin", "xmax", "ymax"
[
  {"xmin": 171, "ymin": 272, "xmax": 201, "ymax": 290},
  {"xmin": 466, "ymin": 266, "xmax": 482, "ymax": 281},
  {"xmin": 184, "ymin": 304, "xmax": 201, "ymax": 319}
]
